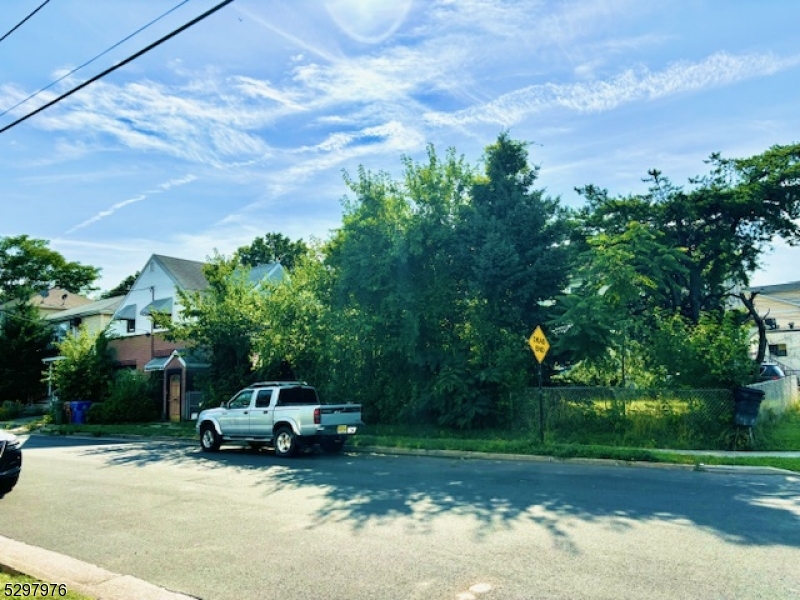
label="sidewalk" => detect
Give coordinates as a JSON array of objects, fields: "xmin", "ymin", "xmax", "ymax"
[{"xmin": 0, "ymin": 536, "xmax": 198, "ymax": 600}]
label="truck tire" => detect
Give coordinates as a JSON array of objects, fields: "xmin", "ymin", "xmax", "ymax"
[
  {"xmin": 200, "ymin": 423, "xmax": 221, "ymax": 452},
  {"xmin": 274, "ymin": 426, "xmax": 297, "ymax": 458},
  {"xmin": 321, "ymin": 438, "xmax": 345, "ymax": 453}
]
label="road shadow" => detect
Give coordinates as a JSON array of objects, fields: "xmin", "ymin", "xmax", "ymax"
[{"xmin": 68, "ymin": 436, "xmax": 800, "ymax": 552}]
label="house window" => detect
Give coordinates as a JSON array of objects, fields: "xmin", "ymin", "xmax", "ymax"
[
  {"xmin": 769, "ymin": 343, "xmax": 788, "ymax": 357},
  {"xmin": 126, "ymin": 319, "xmax": 135, "ymax": 333}
]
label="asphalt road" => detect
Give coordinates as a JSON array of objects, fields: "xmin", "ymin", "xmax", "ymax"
[{"xmin": 1, "ymin": 435, "xmax": 799, "ymax": 600}]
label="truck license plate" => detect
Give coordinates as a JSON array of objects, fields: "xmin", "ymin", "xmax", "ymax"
[{"xmin": 337, "ymin": 425, "xmax": 357, "ymax": 434}]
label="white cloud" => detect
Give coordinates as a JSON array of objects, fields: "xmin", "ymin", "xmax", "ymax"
[
  {"xmin": 65, "ymin": 174, "xmax": 196, "ymax": 234},
  {"xmin": 424, "ymin": 52, "xmax": 800, "ymax": 127}
]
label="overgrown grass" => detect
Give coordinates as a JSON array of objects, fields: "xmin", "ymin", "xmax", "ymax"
[
  {"xmin": 0, "ymin": 570, "xmax": 93, "ymax": 600},
  {"xmin": 753, "ymin": 405, "xmax": 800, "ymax": 450}
]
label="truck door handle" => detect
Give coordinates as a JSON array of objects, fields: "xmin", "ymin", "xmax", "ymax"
[{"xmin": 243, "ymin": 411, "xmax": 248, "ymax": 414}]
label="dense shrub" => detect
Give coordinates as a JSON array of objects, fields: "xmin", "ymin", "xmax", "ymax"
[
  {"xmin": 0, "ymin": 401, "xmax": 24, "ymax": 421},
  {"xmin": 88, "ymin": 370, "xmax": 159, "ymax": 424},
  {"xmin": 51, "ymin": 328, "xmax": 116, "ymax": 402}
]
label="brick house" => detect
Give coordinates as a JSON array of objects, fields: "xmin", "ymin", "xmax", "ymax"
[{"xmin": 110, "ymin": 254, "xmax": 285, "ymax": 421}]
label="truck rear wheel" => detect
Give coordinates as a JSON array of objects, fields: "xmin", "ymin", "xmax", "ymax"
[{"xmin": 274, "ymin": 426, "xmax": 297, "ymax": 458}]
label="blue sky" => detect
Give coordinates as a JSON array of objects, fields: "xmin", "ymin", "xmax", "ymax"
[{"xmin": 1, "ymin": 0, "xmax": 799, "ymax": 294}]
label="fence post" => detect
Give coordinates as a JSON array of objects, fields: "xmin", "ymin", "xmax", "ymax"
[{"xmin": 538, "ymin": 362, "xmax": 544, "ymax": 444}]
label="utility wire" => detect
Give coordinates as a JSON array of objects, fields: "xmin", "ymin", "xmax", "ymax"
[
  {"xmin": 0, "ymin": 0, "xmax": 192, "ymax": 120},
  {"xmin": 0, "ymin": 0, "xmax": 51, "ymax": 45},
  {"xmin": 0, "ymin": 0, "xmax": 235, "ymax": 135}
]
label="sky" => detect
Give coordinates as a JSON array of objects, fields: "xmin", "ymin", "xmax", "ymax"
[{"xmin": 1, "ymin": 0, "xmax": 799, "ymax": 295}]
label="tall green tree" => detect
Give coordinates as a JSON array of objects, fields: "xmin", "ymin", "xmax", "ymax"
[
  {"xmin": 235, "ymin": 232, "xmax": 308, "ymax": 271},
  {"xmin": 0, "ymin": 235, "xmax": 99, "ymax": 302},
  {"xmin": 573, "ymin": 143, "xmax": 800, "ymax": 324},
  {"xmin": 451, "ymin": 133, "xmax": 571, "ymax": 421},
  {"xmin": 325, "ymin": 166, "xmax": 412, "ymax": 423},
  {"xmin": 552, "ymin": 221, "xmax": 686, "ymax": 385},
  {"xmin": 560, "ymin": 143, "xmax": 800, "ymax": 384},
  {"xmin": 250, "ymin": 247, "xmax": 334, "ymax": 391},
  {"xmin": 101, "ymin": 272, "xmax": 139, "ymax": 299},
  {"xmin": 326, "ymin": 135, "xmax": 571, "ymax": 427},
  {"xmin": 398, "ymin": 146, "xmax": 477, "ymax": 426},
  {"xmin": 0, "ymin": 303, "xmax": 53, "ymax": 402}
]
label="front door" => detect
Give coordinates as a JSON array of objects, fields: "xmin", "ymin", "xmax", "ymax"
[
  {"xmin": 217, "ymin": 390, "xmax": 253, "ymax": 436},
  {"xmin": 169, "ymin": 374, "xmax": 181, "ymax": 421}
]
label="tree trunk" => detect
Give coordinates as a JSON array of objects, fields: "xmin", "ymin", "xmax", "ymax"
[{"xmin": 738, "ymin": 292, "xmax": 766, "ymax": 364}]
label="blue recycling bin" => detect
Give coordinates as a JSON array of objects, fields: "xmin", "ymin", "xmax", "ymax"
[
  {"xmin": 70, "ymin": 400, "xmax": 92, "ymax": 424},
  {"xmin": 69, "ymin": 401, "xmax": 81, "ymax": 424}
]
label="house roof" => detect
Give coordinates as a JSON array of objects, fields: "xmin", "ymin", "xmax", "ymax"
[
  {"xmin": 150, "ymin": 255, "xmax": 285, "ymax": 291},
  {"xmin": 144, "ymin": 349, "xmax": 210, "ymax": 371},
  {"xmin": 44, "ymin": 296, "xmax": 124, "ymax": 322},
  {"xmin": 112, "ymin": 256, "xmax": 287, "ymax": 323},
  {"xmin": 28, "ymin": 288, "xmax": 93, "ymax": 311},
  {"xmin": 152, "ymin": 255, "xmax": 208, "ymax": 291}
]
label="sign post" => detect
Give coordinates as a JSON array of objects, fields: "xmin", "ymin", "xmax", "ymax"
[{"xmin": 528, "ymin": 326, "xmax": 550, "ymax": 444}]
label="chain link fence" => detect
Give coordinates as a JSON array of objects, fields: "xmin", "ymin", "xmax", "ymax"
[{"xmin": 509, "ymin": 387, "xmax": 737, "ymax": 450}]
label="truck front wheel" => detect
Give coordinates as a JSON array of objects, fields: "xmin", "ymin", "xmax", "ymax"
[
  {"xmin": 200, "ymin": 423, "xmax": 221, "ymax": 452},
  {"xmin": 274, "ymin": 426, "xmax": 297, "ymax": 458}
]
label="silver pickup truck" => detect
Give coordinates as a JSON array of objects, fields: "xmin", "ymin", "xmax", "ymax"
[{"xmin": 196, "ymin": 381, "xmax": 363, "ymax": 457}]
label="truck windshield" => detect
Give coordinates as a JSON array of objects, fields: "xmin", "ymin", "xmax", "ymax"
[{"xmin": 277, "ymin": 386, "xmax": 319, "ymax": 405}]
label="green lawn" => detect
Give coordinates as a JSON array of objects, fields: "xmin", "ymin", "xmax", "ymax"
[{"xmin": 22, "ymin": 405, "xmax": 800, "ymax": 472}]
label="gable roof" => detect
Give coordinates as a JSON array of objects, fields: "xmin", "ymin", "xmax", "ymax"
[
  {"xmin": 28, "ymin": 288, "xmax": 93, "ymax": 311},
  {"xmin": 751, "ymin": 281, "xmax": 800, "ymax": 301},
  {"xmin": 44, "ymin": 296, "xmax": 124, "ymax": 322},
  {"xmin": 151, "ymin": 255, "xmax": 208, "ymax": 291},
  {"xmin": 113, "ymin": 255, "xmax": 287, "ymax": 324}
]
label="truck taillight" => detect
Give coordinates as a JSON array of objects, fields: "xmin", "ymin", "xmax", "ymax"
[{"xmin": 314, "ymin": 408, "xmax": 320, "ymax": 425}]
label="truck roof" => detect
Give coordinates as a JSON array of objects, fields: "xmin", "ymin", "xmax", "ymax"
[{"xmin": 250, "ymin": 381, "xmax": 309, "ymax": 388}]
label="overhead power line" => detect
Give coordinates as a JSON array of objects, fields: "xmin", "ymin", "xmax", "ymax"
[
  {"xmin": 0, "ymin": 0, "xmax": 192, "ymax": 120},
  {"xmin": 0, "ymin": 0, "xmax": 235, "ymax": 136},
  {"xmin": 0, "ymin": 0, "xmax": 51, "ymax": 45}
]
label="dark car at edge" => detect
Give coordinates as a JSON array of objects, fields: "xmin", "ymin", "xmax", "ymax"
[{"xmin": 0, "ymin": 430, "xmax": 22, "ymax": 497}]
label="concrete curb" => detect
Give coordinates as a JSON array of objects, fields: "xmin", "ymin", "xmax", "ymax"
[
  {"xmin": 0, "ymin": 535, "xmax": 198, "ymax": 600},
  {"xmin": 351, "ymin": 445, "xmax": 799, "ymax": 474}
]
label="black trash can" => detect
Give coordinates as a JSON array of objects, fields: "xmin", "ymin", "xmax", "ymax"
[
  {"xmin": 50, "ymin": 399, "xmax": 64, "ymax": 425},
  {"xmin": 732, "ymin": 387, "xmax": 765, "ymax": 427}
]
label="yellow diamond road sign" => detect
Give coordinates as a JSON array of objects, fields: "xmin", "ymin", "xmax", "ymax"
[{"xmin": 528, "ymin": 326, "xmax": 550, "ymax": 363}]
